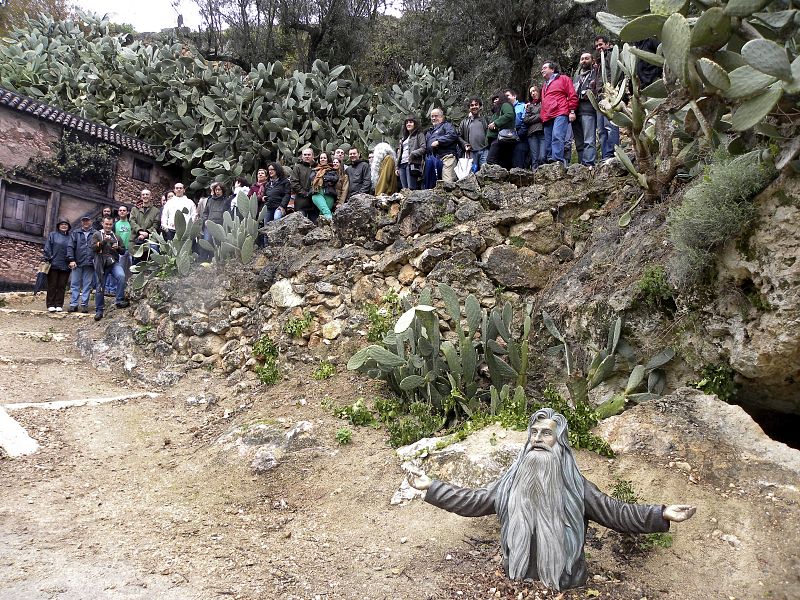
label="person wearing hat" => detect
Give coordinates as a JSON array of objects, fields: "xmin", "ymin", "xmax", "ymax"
[
  {"xmin": 66, "ymin": 214, "xmax": 97, "ymax": 313},
  {"xmin": 42, "ymin": 219, "xmax": 72, "ymax": 312}
]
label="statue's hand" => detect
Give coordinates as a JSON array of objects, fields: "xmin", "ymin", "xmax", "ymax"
[
  {"xmin": 663, "ymin": 504, "xmax": 696, "ymax": 522},
  {"xmin": 405, "ymin": 465, "xmax": 432, "ymax": 490}
]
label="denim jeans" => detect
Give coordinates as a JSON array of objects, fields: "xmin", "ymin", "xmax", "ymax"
[
  {"xmin": 543, "ymin": 115, "xmax": 570, "ymax": 165},
  {"xmin": 572, "ymin": 112, "xmax": 597, "ymax": 165},
  {"xmin": 95, "ymin": 263, "xmax": 126, "ymax": 313},
  {"xmin": 597, "ymin": 111, "xmax": 620, "ymax": 159},
  {"xmin": 399, "ymin": 164, "xmax": 420, "ymax": 190},
  {"xmin": 472, "ymin": 149, "xmax": 488, "ymax": 171},
  {"xmin": 512, "ymin": 139, "xmax": 530, "ymax": 169},
  {"xmin": 527, "ymin": 133, "xmax": 546, "ymax": 169},
  {"xmin": 69, "ymin": 265, "xmax": 94, "ymax": 307}
]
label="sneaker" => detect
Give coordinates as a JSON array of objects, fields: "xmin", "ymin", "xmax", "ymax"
[
  {"xmin": 116, "ymin": 300, "xmax": 130, "ymax": 308},
  {"xmin": 67, "ymin": 305, "xmax": 77, "ymax": 313},
  {"xmin": 48, "ymin": 307, "xmax": 56, "ymax": 313},
  {"xmin": 80, "ymin": 305, "xmax": 89, "ymax": 313},
  {"xmin": 55, "ymin": 307, "xmax": 63, "ymax": 312},
  {"xmin": 94, "ymin": 313, "xmax": 103, "ymax": 321}
]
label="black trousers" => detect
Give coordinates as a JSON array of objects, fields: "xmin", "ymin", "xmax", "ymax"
[{"xmin": 46, "ymin": 268, "xmax": 70, "ymax": 308}]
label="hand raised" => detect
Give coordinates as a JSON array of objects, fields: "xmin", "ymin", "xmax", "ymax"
[
  {"xmin": 405, "ymin": 465, "xmax": 432, "ymax": 490},
  {"xmin": 663, "ymin": 505, "xmax": 696, "ymax": 522}
]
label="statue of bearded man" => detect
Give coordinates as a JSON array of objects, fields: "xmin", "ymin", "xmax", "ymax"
[{"xmin": 406, "ymin": 408, "xmax": 696, "ymax": 591}]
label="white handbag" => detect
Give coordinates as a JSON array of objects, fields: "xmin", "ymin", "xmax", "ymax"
[{"xmin": 455, "ymin": 154, "xmax": 474, "ymax": 180}]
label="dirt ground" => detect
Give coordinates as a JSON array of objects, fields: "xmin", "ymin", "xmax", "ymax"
[{"xmin": 1, "ymin": 293, "xmax": 798, "ymax": 600}]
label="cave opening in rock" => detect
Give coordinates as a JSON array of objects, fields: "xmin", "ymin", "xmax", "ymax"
[{"xmin": 736, "ymin": 403, "xmax": 800, "ymax": 450}]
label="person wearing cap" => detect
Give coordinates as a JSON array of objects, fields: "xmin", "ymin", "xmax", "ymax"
[
  {"xmin": 43, "ymin": 219, "xmax": 72, "ymax": 312},
  {"xmin": 67, "ymin": 215, "xmax": 97, "ymax": 313},
  {"xmin": 92, "ymin": 216, "xmax": 128, "ymax": 321}
]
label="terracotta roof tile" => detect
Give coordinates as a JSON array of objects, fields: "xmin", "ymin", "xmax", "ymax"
[{"xmin": 0, "ymin": 86, "xmax": 158, "ymax": 158}]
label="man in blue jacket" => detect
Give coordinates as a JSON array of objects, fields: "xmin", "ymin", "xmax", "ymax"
[
  {"xmin": 424, "ymin": 108, "xmax": 459, "ymax": 187},
  {"xmin": 66, "ymin": 215, "xmax": 96, "ymax": 313}
]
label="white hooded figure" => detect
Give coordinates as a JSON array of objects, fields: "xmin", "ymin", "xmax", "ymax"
[{"xmin": 370, "ymin": 142, "xmax": 398, "ymax": 196}]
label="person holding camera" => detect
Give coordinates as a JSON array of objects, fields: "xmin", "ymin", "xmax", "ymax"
[
  {"xmin": 92, "ymin": 216, "xmax": 128, "ymax": 321},
  {"xmin": 572, "ymin": 51, "xmax": 599, "ymax": 166}
]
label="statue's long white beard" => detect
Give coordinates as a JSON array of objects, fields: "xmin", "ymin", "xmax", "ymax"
[{"xmin": 505, "ymin": 446, "xmax": 567, "ymax": 590}]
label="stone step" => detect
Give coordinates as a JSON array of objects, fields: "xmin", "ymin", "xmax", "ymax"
[
  {"xmin": 0, "ymin": 406, "xmax": 39, "ymax": 457},
  {"xmin": 3, "ymin": 392, "xmax": 160, "ymax": 411}
]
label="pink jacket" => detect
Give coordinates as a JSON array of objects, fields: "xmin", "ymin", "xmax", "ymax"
[{"xmin": 540, "ymin": 74, "xmax": 579, "ymax": 122}]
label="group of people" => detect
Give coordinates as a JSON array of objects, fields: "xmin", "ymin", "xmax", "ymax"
[{"xmin": 40, "ymin": 35, "xmax": 653, "ymax": 315}]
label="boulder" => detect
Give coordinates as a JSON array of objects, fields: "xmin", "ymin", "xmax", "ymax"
[
  {"xmin": 455, "ymin": 173, "xmax": 482, "ymax": 200},
  {"xmin": 534, "ymin": 162, "xmax": 566, "ymax": 182},
  {"xmin": 398, "ymin": 190, "xmax": 452, "ymax": 237},
  {"xmin": 262, "ymin": 212, "xmax": 315, "ymax": 247},
  {"xmin": 188, "ymin": 334, "xmax": 226, "ymax": 357},
  {"xmin": 321, "ymin": 319, "xmax": 344, "ymax": 340},
  {"xmin": 481, "ymin": 245, "xmax": 558, "ymax": 290},
  {"xmin": 270, "ymin": 279, "xmax": 303, "ymax": 308},
  {"xmin": 427, "ymin": 250, "xmax": 496, "ymax": 299},
  {"xmin": 508, "ymin": 210, "xmax": 564, "ymax": 254},
  {"xmin": 217, "ymin": 420, "xmax": 317, "ymax": 474},
  {"xmin": 508, "ymin": 167, "xmax": 537, "ymax": 188},
  {"xmin": 411, "ymin": 247, "xmax": 450, "ymax": 274},
  {"xmin": 455, "ymin": 200, "xmax": 482, "ymax": 222},
  {"xmin": 475, "ymin": 163, "xmax": 509, "ymax": 185},
  {"xmin": 303, "ymin": 224, "xmax": 334, "ymax": 245},
  {"xmin": 333, "ymin": 195, "xmax": 377, "ymax": 244},
  {"xmin": 450, "ymin": 232, "xmax": 484, "ymax": 256}
]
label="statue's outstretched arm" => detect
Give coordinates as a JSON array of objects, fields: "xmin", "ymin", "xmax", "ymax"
[{"xmin": 663, "ymin": 505, "xmax": 696, "ymax": 522}]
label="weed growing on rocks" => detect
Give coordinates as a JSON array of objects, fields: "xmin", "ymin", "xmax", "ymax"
[
  {"xmin": 634, "ymin": 265, "xmax": 675, "ymax": 313},
  {"xmin": 324, "ymin": 397, "xmax": 376, "ymax": 426},
  {"xmin": 284, "ymin": 313, "xmax": 313, "ymax": 338},
  {"xmin": 437, "ymin": 213, "xmax": 456, "ymax": 228},
  {"xmin": 364, "ymin": 289, "xmax": 401, "ymax": 342},
  {"xmin": 255, "ymin": 359, "xmax": 280, "ymax": 385},
  {"xmin": 252, "ymin": 335, "xmax": 279, "ymax": 360},
  {"xmin": 252, "ymin": 334, "xmax": 280, "ymax": 385},
  {"xmin": 134, "ymin": 325, "xmax": 153, "ymax": 345},
  {"xmin": 689, "ymin": 364, "xmax": 737, "ymax": 401},
  {"xmin": 312, "ymin": 361, "xmax": 336, "ymax": 380},
  {"xmin": 668, "ymin": 150, "xmax": 776, "ymax": 288},
  {"xmin": 539, "ymin": 386, "xmax": 614, "ymax": 457}
]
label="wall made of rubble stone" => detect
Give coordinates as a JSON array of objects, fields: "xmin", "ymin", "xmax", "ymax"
[
  {"xmin": 0, "ymin": 236, "xmax": 41, "ymax": 289},
  {"xmin": 0, "ymin": 111, "xmax": 59, "ymax": 169},
  {"xmin": 113, "ymin": 152, "xmax": 174, "ymax": 206}
]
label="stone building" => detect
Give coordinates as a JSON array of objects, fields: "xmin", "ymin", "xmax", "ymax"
[{"xmin": 0, "ymin": 86, "xmax": 179, "ymax": 289}]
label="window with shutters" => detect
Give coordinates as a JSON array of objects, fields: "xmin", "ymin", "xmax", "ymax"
[
  {"xmin": 1, "ymin": 182, "xmax": 51, "ymax": 237},
  {"xmin": 132, "ymin": 158, "xmax": 153, "ymax": 182}
]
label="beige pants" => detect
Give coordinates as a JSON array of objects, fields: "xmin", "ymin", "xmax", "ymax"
[{"xmin": 442, "ymin": 154, "xmax": 456, "ymax": 183}]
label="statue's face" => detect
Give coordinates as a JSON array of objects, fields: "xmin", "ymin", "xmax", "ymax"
[{"xmin": 530, "ymin": 418, "xmax": 558, "ymax": 449}]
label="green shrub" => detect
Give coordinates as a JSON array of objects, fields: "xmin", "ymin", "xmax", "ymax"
[
  {"xmin": 668, "ymin": 151, "xmax": 776, "ymax": 288},
  {"xmin": 133, "ymin": 325, "xmax": 153, "ymax": 345},
  {"xmin": 312, "ymin": 361, "xmax": 336, "ymax": 380},
  {"xmin": 252, "ymin": 335, "xmax": 279, "ymax": 360},
  {"xmin": 611, "ymin": 478, "xmax": 639, "ymax": 503},
  {"xmin": 364, "ymin": 289, "xmax": 401, "ymax": 342},
  {"xmin": 335, "ymin": 427, "xmax": 353, "ymax": 445},
  {"xmin": 325, "ymin": 397, "xmax": 376, "ymax": 427},
  {"xmin": 688, "ymin": 364, "xmax": 737, "ymax": 401},
  {"xmin": 381, "ymin": 401, "xmax": 444, "ymax": 448},
  {"xmin": 255, "ymin": 358, "xmax": 280, "ymax": 385},
  {"xmin": 285, "ymin": 313, "xmax": 313, "ymax": 338},
  {"xmin": 634, "ymin": 265, "xmax": 675, "ymax": 312}
]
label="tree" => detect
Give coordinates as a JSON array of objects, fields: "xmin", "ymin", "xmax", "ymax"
[{"xmin": 0, "ymin": 0, "xmax": 71, "ymax": 35}]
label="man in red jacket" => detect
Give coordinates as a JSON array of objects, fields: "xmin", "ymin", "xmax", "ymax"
[{"xmin": 540, "ymin": 61, "xmax": 578, "ymax": 166}]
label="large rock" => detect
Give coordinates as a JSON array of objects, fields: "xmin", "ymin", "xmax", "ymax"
[
  {"xmin": 596, "ymin": 388, "xmax": 800, "ymax": 482},
  {"xmin": 706, "ymin": 174, "xmax": 800, "ymax": 415},
  {"xmin": 217, "ymin": 420, "xmax": 318, "ymax": 474},
  {"xmin": 333, "ymin": 195, "xmax": 377, "ymax": 244},
  {"xmin": 269, "ymin": 279, "xmax": 303, "ymax": 308},
  {"xmin": 263, "ymin": 212, "xmax": 315, "ymax": 247},
  {"xmin": 508, "ymin": 210, "xmax": 564, "ymax": 254},
  {"xmin": 427, "ymin": 250, "xmax": 496, "ymax": 300},
  {"xmin": 398, "ymin": 190, "xmax": 453, "ymax": 237},
  {"xmin": 481, "ymin": 245, "xmax": 558, "ymax": 290},
  {"xmin": 475, "ymin": 163, "xmax": 509, "ymax": 185}
]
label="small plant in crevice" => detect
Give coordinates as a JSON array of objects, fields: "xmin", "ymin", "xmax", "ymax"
[
  {"xmin": 611, "ymin": 478, "xmax": 674, "ymax": 554},
  {"xmin": 634, "ymin": 265, "xmax": 676, "ymax": 314},
  {"xmin": 335, "ymin": 427, "xmax": 353, "ymax": 445},
  {"xmin": 324, "ymin": 397, "xmax": 376, "ymax": 427},
  {"xmin": 688, "ymin": 364, "xmax": 737, "ymax": 402},
  {"xmin": 134, "ymin": 324, "xmax": 153, "ymax": 345},
  {"xmin": 252, "ymin": 334, "xmax": 279, "ymax": 360},
  {"xmin": 254, "ymin": 359, "xmax": 280, "ymax": 385},
  {"xmin": 437, "ymin": 213, "xmax": 456, "ymax": 228},
  {"xmin": 364, "ymin": 289, "xmax": 401, "ymax": 343},
  {"xmin": 312, "ymin": 361, "xmax": 336, "ymax": 380},
  {"xmin": 509, "ymin": 236, "xmax": 525, "ymax": 248},
  {"xmin": 284, "ymin": 312, "xmax": 313, "ymax": 338}
]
